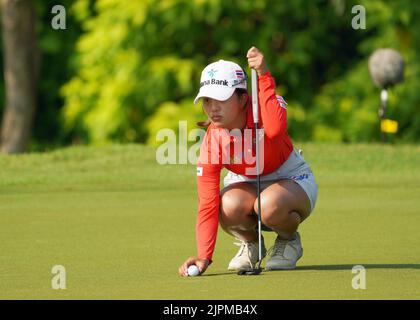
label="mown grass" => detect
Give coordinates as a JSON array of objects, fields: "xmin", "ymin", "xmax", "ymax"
[{"xmin": 0, "ymin": 143, "xmax": 419, "ymax": 299}]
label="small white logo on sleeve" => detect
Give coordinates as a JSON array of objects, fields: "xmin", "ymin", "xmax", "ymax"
[
  {"xmin": 197, "ymin": 167, "xmax": 203, "ymax": 176},
  {"xmin": 276, "ymin": 95, "xmax": 287, "ymax": 109}
]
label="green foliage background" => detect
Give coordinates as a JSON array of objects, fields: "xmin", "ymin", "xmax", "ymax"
[
  {"xmin": 0, "ymin": 0, "xmax": 83, "ymax": 149},
  {"xmin": 1, "ymin": 0, "xmax": 419, "ymax": 148}
]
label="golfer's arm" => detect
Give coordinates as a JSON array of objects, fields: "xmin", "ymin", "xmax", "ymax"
[
  {"xmin": 196, "ymin": 165, "xmax": 221, "ymax": 263},
  {"xmin": 258, "ymin": 72, "xmax": 288, "ymax": 138}
]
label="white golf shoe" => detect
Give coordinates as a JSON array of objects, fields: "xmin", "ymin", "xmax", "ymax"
[
  {"xmin": 227, "ymin": 237, "xmax": 266, "ymax": 271},
  {"xmin": 265, "ymin": 232, "xmax": 303, "ymax": 270}
]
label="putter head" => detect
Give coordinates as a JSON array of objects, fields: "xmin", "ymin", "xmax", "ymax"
[{"xmin": 237, "ymin": 267, "xmax": 263, "ymax": 276}]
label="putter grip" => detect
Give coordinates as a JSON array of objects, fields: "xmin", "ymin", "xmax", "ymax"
[{"xmin": 251, "ymin": 69, "xmax": 259, "ymax": 124}]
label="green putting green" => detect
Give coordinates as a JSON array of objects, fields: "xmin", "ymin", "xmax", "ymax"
[{"xmin": 0, "ymin": 143, "xmax": 419, "ymax": 299}]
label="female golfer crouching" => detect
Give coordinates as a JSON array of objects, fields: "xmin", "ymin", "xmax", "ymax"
[{"xmin": 179, "ymin": 47, "xmax": 318, "ymax": 276}]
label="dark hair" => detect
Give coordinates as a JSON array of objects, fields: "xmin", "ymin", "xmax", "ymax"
[
  {"xmin": 196, "ymin": 88, "xmax": 248, "ymax": 127},
  {"xmin": 235, "ymin": 88, "xmax": 248, "ymax": 97}
]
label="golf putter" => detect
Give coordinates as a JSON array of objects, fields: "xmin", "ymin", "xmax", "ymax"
[{"xmin": 238, "ymin": 68, "xmax": 263, "ymax": 276}]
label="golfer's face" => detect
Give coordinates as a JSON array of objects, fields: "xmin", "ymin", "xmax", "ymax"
[{"xmin": 203, "ymin": 94, "xmax": 241, "ymax": 128}]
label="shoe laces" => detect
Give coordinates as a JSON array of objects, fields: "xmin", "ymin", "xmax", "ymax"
[
  {"xmin": 267, "ymin": 237, "xmax": 288, "ymax": 258},
  {"xmin": 233, "ymin": 240, "xmax": 254, "ymax": 267}
]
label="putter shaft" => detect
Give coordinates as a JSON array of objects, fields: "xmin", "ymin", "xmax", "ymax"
[
  {"xmin": 237, "ymin": 69, "xmax": 262, "ymax": 276},
  {"xmin": 251, "ymin": 69, "xmax": 262, "ymax": 266}
]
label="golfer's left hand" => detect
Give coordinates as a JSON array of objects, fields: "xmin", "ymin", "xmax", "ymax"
[
  {"xmin": 178, "ymin": 257, "xmax": 209, "ymax": 277},
  {"xmin": 247, "ymin": 46, "xmax": 269, "ymax": 76}
]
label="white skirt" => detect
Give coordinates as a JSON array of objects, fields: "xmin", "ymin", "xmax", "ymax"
[{"xmin": 222, "ymin": 148, "xmax": 318, "ymax": 212}]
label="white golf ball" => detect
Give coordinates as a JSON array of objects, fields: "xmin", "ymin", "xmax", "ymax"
[{"xmin": 187, "ymin": 265, "xmax": 200, "ymax": 277}]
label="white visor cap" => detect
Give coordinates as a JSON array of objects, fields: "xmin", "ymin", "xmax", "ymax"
[{"xmin": 194, "ymin": 60, "xmax": 247, "ymax": 104}]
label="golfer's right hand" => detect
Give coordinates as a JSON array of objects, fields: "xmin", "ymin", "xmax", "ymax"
[
  {"xmin": 247, "ymin": 46, "xmax": 268, "ymax": 76},
  {"xmin": 178, "ymin": 257, "xmax": 209, "ymax": 277}
]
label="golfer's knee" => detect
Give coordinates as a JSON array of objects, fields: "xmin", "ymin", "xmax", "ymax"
[
  {"xmin": 220, "ymin": 194, "xmax": 252, "ymax": 225},
  {"xmin": 257, "ymin": 197, "xmax": 288, "ymax": 228}
]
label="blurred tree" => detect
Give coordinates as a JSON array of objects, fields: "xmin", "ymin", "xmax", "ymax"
[
  {"xmin": 1, "ymin": 0, "xmax": 418, "ymax": 149},
  {"xmin": 31, "ymin": 0, "xmax": 86, "ymax": 149},
  {"xmin": 62, "ymin": 0, "xmax": 367, "ymax": 145},
  {"xmin": 0, "ymin": 0, "xmax": 39, "ymax": 154},
  {"xmin": 0, "ymin": 0, "xmax": 83, "ymax": 152},
  {"xmin": 310, "ymin": 0, "xmax": 420, "ymax": 143}
]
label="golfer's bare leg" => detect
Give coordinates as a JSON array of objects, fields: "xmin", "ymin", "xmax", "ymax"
[
  {"xmin": 256, "ymin": 179, "xmax": 311, "ymax": 239},
  {"xmin": 219, "ymin": 182, "xmax": 258, "ymax": 242}
]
